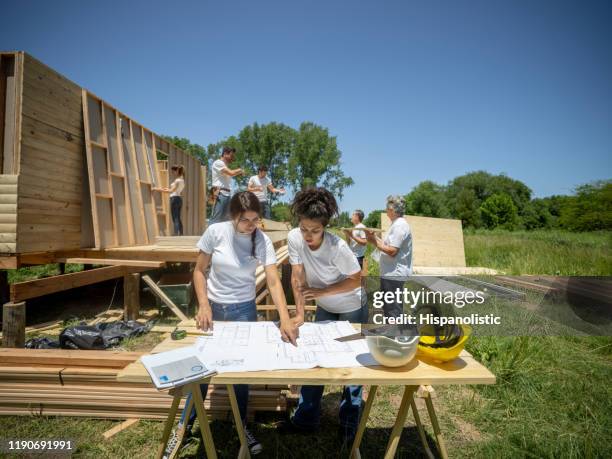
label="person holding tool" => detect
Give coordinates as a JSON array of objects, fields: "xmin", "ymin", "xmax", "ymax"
[
  {"xmin": 278, "ymin": 187, "xmax": 363, "ymax": 445},
  {"xmin": 364, "ymin": 195, "xmax": 413, "ymax": 318},
  {"xmin": 164, "ymin": 191, "xmax": 299, "ymax": 457},
  {"xmin": 154, "ymin": 164, "xmax": 185, "ymax": 236},
  {"xmin": 209, "ymin": 146, "xmax": 243, "ymax": 224},
  {"xmin": 247, "ymin": 165, "xmax": 285, "ymax": 219},
  {"xmin": 342, "ymin": 209, "xmax": 367, "ymax": 268}
]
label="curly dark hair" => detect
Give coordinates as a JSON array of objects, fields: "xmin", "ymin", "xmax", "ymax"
[
  {"xmin": 229, "ymin": 191, "xmax": 261, "ymax": 256},
  {"xmin": 290, "ymin": 187, "xmax": 339, "ymax": 226}
]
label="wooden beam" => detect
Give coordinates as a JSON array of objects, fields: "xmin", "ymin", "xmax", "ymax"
[
  {"xmin": 62, "ymin": 258, "xmax": 165, "ymax": 268},
  {"xmin": 0, "ymin": 348, "xmax": 142, "ymax": 367},
  {"xmin": 2, "ymin": 301, "xmax": 25, "ymax": 347},
  {"xmin": 9, "ymin": 265, "xmax": 147, "ymax": 302},
  {"xmin": 141, "ymin": 275, "xmax": 188, "ymax": 322},
  {"xmin": 102, "ymin": 418, "xmax": 140, "ymax": 439}
]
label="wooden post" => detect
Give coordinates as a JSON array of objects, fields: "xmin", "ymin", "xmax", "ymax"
[
  {"xmin": 0, "ymin": 270, "xmax": 9, "ymax": 306},
  {"xmin": 2, "ymin": 301, "xmax": 25, "ymax": 347},
  {"xmin": 124, "ymin": 272, "xmax": 140, "ymax": 321},
  {"xmin": 58, "ymin": 263, "xmax": 66, "ymax": 274}
]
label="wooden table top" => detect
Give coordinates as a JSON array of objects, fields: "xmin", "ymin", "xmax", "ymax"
[{"xmin": 117, "ymin": 323, "xmax": 496, "ymax": 387}]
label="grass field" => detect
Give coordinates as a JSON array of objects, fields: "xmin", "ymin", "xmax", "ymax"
[{"xmin": 1, "ymin": 229, "xmax": 611, "ymax": 458}]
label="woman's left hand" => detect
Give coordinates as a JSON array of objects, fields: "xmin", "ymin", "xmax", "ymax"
[
  {"xmin": 300, "ymin": 287, "xmax": 326, "ymax": 300},
  {"xmin": 364, "ymin": 230, "xmax": 377, "ymax": 244},
  {"xmin": 279, "ymin": 318, "xmax": 299, "ymax": 346}
]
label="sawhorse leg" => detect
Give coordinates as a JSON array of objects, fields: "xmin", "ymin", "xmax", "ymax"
[
  {"xmin": 190, "ymin": 382, "xmax": 218, "ymax": 458},
  {"xmin": 227, "ymin": 384, "xmax": 251, "ymax": 459},
  {"xmin": 422, "ymin": 389, "xmax": 449, "ymax": 459},
  {"xmin": 156, "ymin": 389, "xmax": 182, "ymax": 459},
  {"xmin": 350, "ymin": 385, "xmax": 378, "ymax": 459},
  {"xmin": 384, "ymin": 385, "xmax": 418, "ymax": 459}
]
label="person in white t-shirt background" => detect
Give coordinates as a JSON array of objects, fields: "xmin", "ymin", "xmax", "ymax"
[
  {"xmin": 278, "ymin": 188, "xmax": 363, "ymax": 445},
  {"xmin": 154, "ymin": 164, "xmax": 185, "ymax": 235},
  {"xmin": 167, "ymin": 191, "xmax": 298, "ymax": 456},
  {"xmin": 210, "ymin": 146, "xmax": 243, "ymax": 224},
  {"xmin": 342, "ymin": 209, "xmax": 367, "ymax": 269},
  {"xmin": 247, "ymin": 165, "xmax": 285, "ymax": 219},
  {"xmin": 365, "ymin": 195, "xmax": 413, "ymax": 318}
]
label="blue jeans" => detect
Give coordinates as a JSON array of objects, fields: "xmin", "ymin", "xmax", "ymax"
[
  {"xmin": 179, "ymin": 299, "xmax": 257, "ymax": 428},
  {"xmin": 170, "ymin": 196, "xmax": 183, "ymax": 236},
  {"xmin": 291, "ymin": 306, "xmax": 364, "ymax": 434},
  {"xmin": 260, "ymin": 200, "xmax": 271, "ymax": 220},
  {"xmin": 210, "ymin": 193, "xmax": 230, "ymax": 224}
]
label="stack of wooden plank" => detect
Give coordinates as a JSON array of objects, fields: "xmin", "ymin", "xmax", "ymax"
[{"xmin": 0, "ymin": 348, "xmax": 287, "ymax": 421}]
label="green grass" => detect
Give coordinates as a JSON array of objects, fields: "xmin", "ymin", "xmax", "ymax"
[{"xmin": 464, "ymin": 229, "xmax": 612, "ymax": 275}]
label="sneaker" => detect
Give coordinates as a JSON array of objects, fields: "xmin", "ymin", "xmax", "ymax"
[{"xmin": 244, "ymin": 427, "xmax": 263, "ymax": 455}]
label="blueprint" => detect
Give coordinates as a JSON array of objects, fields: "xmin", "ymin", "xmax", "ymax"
[{"xmin": 194, "ymin": 321, "xmax": 376, "ymax": 373}]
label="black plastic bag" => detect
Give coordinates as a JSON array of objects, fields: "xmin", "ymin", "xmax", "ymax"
[
  {"xmin": 59, "ymin": 320, "xmax": 153, "ymax": 350},
  {"xmin": 25, "ymin": 337, "xmax": 60, "ymax": 349}
]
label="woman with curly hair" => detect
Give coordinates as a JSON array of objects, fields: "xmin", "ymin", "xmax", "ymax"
[{"xmin": 279, "ymin": 187, "xmax": 363, "ymax": 444}]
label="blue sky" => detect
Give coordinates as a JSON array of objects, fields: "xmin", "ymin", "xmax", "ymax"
[{"xmin": 2, "ymin": 0, "xmax": 611, "ymax": 215}]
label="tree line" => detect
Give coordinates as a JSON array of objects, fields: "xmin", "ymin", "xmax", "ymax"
[
  {"xmin": 162, "ymin": 133, "xmax": 610, "ymax": 232},
  {"xmin": 364, "ymin": 171, "xmax": 611, "ymax": 232}
]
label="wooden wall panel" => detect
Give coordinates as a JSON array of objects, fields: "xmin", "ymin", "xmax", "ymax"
[
  {"xmin": 381, "ymin": 214, "xmax": 466, "ymax": 268},
  {"xmin": 0, "ymin": 52, "xmax": 207, "ymax": 255},
  {"xmin": 16, "ymin": 53, "xmax": 84, "ymax": 254}
]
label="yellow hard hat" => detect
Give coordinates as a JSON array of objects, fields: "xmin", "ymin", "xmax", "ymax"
[{"xmin": 417, "ymin": 324, "xmax": 471, "ymax": 363}]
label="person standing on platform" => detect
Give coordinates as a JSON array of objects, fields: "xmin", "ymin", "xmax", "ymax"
[
  {"xmin": 210, "ymin": 146, "xmax": 243, "ymax": 224},
  {"xmin": 155, "ymin": 164, "xmax": 185, "ymax": 236},
  {"xmin": 247, "ymin": 165, "xmax": 285, "ymax": 219}
]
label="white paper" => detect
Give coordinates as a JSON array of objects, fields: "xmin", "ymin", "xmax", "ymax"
[
  {"xmin": 141, "ymin": 345, "xmax": 217, "ymax": 389},
  {"xmin": 194, "ymin": 321, "xmax": 375, "ymax": 373}
]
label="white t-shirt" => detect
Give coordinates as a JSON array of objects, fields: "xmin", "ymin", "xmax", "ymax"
[
  {"xmin": 197, "ymin": 221, "xmax": 277, "ymax": 304},
  {"xmin": 349, "ymin": 223, "xmax": 367, "ymax": 258},
  {"xmin": 288, "ymin": 228, "xmax": 362, "ymax": 313},
  {"xmin": 379, "ymin": 217, "xmax": 413, "ymax": 280},
  {"xmin": 170, "ymin": 177, "xmax": 185, "ymax": 198},
  {"xmin": 248, "ymin": 175, "xmax": 271, "ymax": 202},
  {"xmin": 211, "ymin": 159, "xmax": 231, "ymax": 196}
]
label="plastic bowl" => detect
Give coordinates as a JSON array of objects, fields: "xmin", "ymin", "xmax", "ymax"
[{"xmin": 366, "ymin": 334, "xmax": 420, "ymax": 367}]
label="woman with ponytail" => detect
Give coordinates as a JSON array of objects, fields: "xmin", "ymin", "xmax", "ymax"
[
  {"xmin": 165, "ymin": 191, "xmax": 298, "ymax": 457},
  {"xmin": 278, "ymin": 187, "xmax": 364, "ymax": 445}
]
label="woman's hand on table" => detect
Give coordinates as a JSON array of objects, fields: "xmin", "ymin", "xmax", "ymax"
[
  {"xmin": 196, "ymin": 305, "xmax": 213, "ymax": 331},
  {"xmin": 279, "ymin": 318, "xmax": 299, "ymax": 346},
  {"xmin": 292, "ymin": 314, "xmax": 305, "ymax": 328}
]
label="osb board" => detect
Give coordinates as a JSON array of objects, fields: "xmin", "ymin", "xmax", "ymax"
[{"xmin": 381, "ymin": 214, "xmax": 466, "ymax": 268}]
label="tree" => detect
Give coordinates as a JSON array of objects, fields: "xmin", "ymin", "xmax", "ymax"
[
  {"xmin": 364, "ymin": 209, "xmax": 385, "ymax": 229},
  {"xmin": 233, "ymin": 122, "xmax": 294, "ymax": 200},
  {"xmin": 162, "ymin": 136, "xmax": 208, "ymax": 164},
  {"xmin": 446, "ymin": 171, "xmax": 532, "ymax": 228},
  {"xmin": 404, "ymin": 181, "xmax": 450, "ymax": 218},
  {"xmin": 559, "ymin": 180, "xmax": 612, "ymax": 231},
  {"xmin": 521, "ymin": 198, "xmax": 553, "ymax": 230},
  {"xmin": 480, "ymin": 193, "xmax": 519, "ymax": 230},
  {"xmin": 287, "ymin": 122, "xmax": 354, "ymax": 198},
  {"xmin": 331, "ymin": 211, "xmax": 351, "ymax": 228},
  {"xmin": 271, "ymin": 202, "xmax": 292, "ymax": 222}
]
